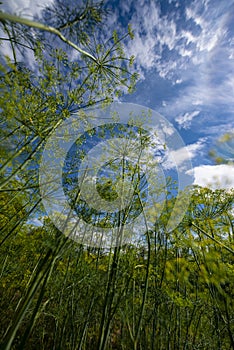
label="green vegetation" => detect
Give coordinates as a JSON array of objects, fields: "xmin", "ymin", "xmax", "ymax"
[
  {"xmin": 0, "ymin": 187, "xmax": 233, "ymax": 349},
  {"xmin": 0, "ymin": 1, "xmax": 234, "ymax": 349}
]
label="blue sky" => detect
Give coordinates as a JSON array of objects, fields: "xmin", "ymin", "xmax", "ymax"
[
  {"xmin": 1, "ymin": 0, "xmax": 234, "ymax": 190},
  {"xmin": 107, "ymin": 0, "xmax": 234, "ymax": 189}
]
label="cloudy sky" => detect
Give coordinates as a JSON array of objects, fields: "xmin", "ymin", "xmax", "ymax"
[
  {"xmin": 109, "ymin": 0, "xmax": 234, "ymax": 189},
  {"xmin": 1, "ymin": 0, "xmax": 234, "ymax": 189}
]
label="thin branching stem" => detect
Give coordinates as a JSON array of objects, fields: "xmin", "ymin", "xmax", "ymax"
[{"xmin": 0, "ymin": 12, "xmax": 97, "ymax": 62}]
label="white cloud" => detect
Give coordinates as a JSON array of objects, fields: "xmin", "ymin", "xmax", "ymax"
[
  {"xmin": 183, "ymin": 0, "xmax": 231, "ymax": 68},
  {"xmin": 178, "ymin": 47, "xmax": 193, "ymax": 58},
  {"xmin": 176, "ymin": 110, "xmax": 200, "ymax": 129},
  {"xmin": 164, "ymin": 138, "xmax": 206, "ymax": 170},
  {"xmin": 181, "ymin": 30, "xmax": 197, "ymax": 45},
  {"xmin": 122, "ymin": 0, "xmax": 232, "ymax": 85},
  {"xmin": 172, "ymin": 138, "xmax": 206, "ymax": 164},
  {"xmin": 1, "ymin": 0, "xmax": 54, "ymax": 18},
  {"xmin": 117, "ymin": 1, "xmax": 184, "ymax": 79},
  {"xmin": 129, "ymin": 31, "xmax": 160, "ymax": 72},
  {"xmin": 174, "ymin": 79, "xmax": 183, "ymax": 84},
  {"xmin": 123, "ymin": 1, "xmax": 162, "ymax": 77},
  {"xmin": 29, "ymin": 217, "xmax": 43, "ymax": 226},
  {"xmin": 192, "ymin": 164, "xmax": 234, "ymax": 189},
  {"xmin": 161, "ymin": 50, "xmax": 234, "ymax": 124}
]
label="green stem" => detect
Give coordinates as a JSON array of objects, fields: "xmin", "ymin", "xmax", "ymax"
[
  {"xmin": 191, "ymin": 221, "xmax": 234, "ymax": 255},
  {"xmin": 133, "ymin": 195, "xmax": 151, "ymax": 350},
  {"xmin": 0, "ymin": 12, "xmax": 97, "ymax": 62}
]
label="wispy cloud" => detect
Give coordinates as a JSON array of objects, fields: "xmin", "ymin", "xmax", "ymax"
[
  {"xmin": 163, "ymin": 137, "xmax": 207, "ymax": 170},
  {"xmin": 1, "ymin": 0, "xmax": 54, "ymax": 18},
  {"xmin": 121, "ymin": 0, "xmax": 232, "ymax": 82},
  {"xmin": 113, "ymin": 0, "xmax": 233, "ymax": 132},
  {"xmin": 176, "ymin": 110, "xmax": 200, "ymax": 129},
  {"xmin": 155, "ymin": 1, "xmax": 234, "ymax": 136}
]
